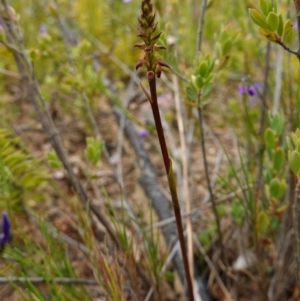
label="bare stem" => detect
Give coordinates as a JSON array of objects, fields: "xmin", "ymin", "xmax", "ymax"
[
  {"xmin": 196, "ymin": 0, "xmax": 207, "ymax": 53},
  {"xmin": 195, "ymin": 0, "xmax": 223, "ymax": 277},
  {"xmin": 197, "ymin": 104, "xmax": 223, "ymax": 249},
  {"xmin": 277, "ymin": 40, "xmax": 300, "ymax": 59},
  {"xmin": 293, "ymin": 179, "xmax": 300, "ymax": 287},
  {"xmin": 0, "ymin": 277, "xmax": 98, "ymax": 285},
  {"xmin": 147, "ymin": 71, "xmax": 194, "ymax": 301}
]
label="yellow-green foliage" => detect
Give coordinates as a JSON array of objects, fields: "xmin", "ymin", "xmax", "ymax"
[
  {"xmin": 0, "ymin": 128, "xmax": 48, "ymax": 208},
  {"xmin": 72, "ymin": 0, "xmax": 138, "ymax": 72}
]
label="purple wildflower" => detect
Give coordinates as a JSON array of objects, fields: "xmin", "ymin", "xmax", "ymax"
[
  {"xmin": 138, "ymin": 128, "xmax": 148, "ymax": 138},
  {"xmin": 238, "ymin": 83, "xmax": 261, "ymax": 105},
  {"xmin": 0, "ymin": 213, "xmax": 10, "ymax": 248},
  {"xmin": 238, "ymin": 84, "xmax": 248, "ymax": 94},
  {"xmin": 238, "ymin": 83, "xmax": 261, "ymax": 96},
  {"xmin": 123, "ymin": 0, "xmax": 131, "ymax": 3},
  {"xmin": 39, "ymin": 24, "xmax": 47, "ymax": 35}
]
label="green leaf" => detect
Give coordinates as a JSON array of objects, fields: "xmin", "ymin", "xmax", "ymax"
[
  {"xmin": 283, "ymin": 27, "xmax": 294, "ymax": 44},
  {"xmin": 269, "ymin": 178, "xmax": 280, "ymax": 198},
  {"xmin": 273, "ymin": 148, "xmax": 285, "ymax": 172},
  {"xmin": 186, "ymin": 86, "xmax": 198, "ymax": 100},
  {"xmin": 46, "ymin": 150, "xmax": 62, "ymax": 169},
  {"xmin": 202, "ymin": 83, "xmax": 213, "ymax": 98},
  {"xmin": 269, "ymin": 178, "xmax": 286, "ymax": 199},
  {"xmin": 297, "ymin": 139, "xmax": 300, "ymax": 153},
  {"xmin": 259, "ymin": 0, "xmax": 269, "ymax": 16},
  {"xmin": 84, "ymin": 137, "xmax": 103, "ymax": 166},
  {"xmin": 282, "ymin": 19, "xmax": 294, "ymax": 44},
  {"xmin": 277, "ymin": 14, "xmax": 283, "ymax": 36},
  {"xmin": 292, "ymin": 132, "xmax": 298, "ymax": 147},
  {"xmin": 270, "ymin": 112, "xmax": 284, "ymax": 136},
  {"xmin": 216, "ymin": 42, "xmax": 223, "ymax": 58},
  {"xmin": 264, "ymin": 128, "xmax": 275, "ymax": 148},
  {"xmin": 249, "ymin": 9, "xmax": 270, "ymax": 30},
  {"xmin": 286, "ymin": 137, "xmax": 293, "ymax": 151},
  {"xmin": 288, "ymin": 150, "xmax": 300, "ymax": 176},
  {"xmin": 198, "ymin": 61, "xmax": 208, "ymax": 77},
  {"xmin": 206, "ymin": 57, "xmax": 215, "ymax": 75},
  {"xmin": 257, "ymin": 211, "xmax": 269, "ymax": 233},
  {"xmin": 191, "ymin": 75, "xmax": 198, "ymax": 89},
  {"xmin": 222, "ymin": 39, "xmax": 232, "ymax": 56},
  {"xmin": 29, "ymin": 49, "xmax": 40, "ymax": 61},
  {"xmin": 266, "ymin": 12, "xmax": 279, "ymax": 32},
  {"xmin": 193, "ymin": 75, "xmax": 203, "ymax": 89}
]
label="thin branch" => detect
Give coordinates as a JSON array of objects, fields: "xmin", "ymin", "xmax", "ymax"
[
  {"xmin": 196, "ymin": 0, "xmax": 208, "ymax": 53},
  {"xmin": 294, "ymin": 180, "xmax": 300, "ymax": 287},
  {"xmin": 197, "ymin": 104, "xmax": 223, "ymax": 249},
  {"xmin": 0, "ymin": 67, "xmax": 21, "ymax": 79},
  {"xmin": 277, "ymin": 40, "xmax": 300, "ymax": 58},
  {"xmin": 193, "ymin": 235, "xmax": 233, "ymax": 301},
  {"xmin": 172, "ymin": 73, "xmax": 194, "ymax": 278},
  {"xmin": 0, "ymin": 277, "xmax": 98, "ymax": 285},
  {"xmin": 272, "ymin": 46, "xmax": 283, "ymax": 114},
  {"xmin": 255, "ymin": 40, "xmax": 271, "ymax": 204}
]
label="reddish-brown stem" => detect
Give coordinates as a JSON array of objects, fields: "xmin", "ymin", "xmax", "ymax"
[
  {"xmin": 148, "ymin": 71, "xmax": 170, "ymax": 173},
  {"xmin": 147, "ymin": 71, "xmax": 195, "ymax": 301}
]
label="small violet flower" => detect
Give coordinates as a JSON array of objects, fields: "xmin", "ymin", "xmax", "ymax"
[
  {"xmin": 123, "ymin": 0, "xmax": 131, "ymax": 3},
  {"xmin": 238, "ymin": 83, "xmax": 261, "ymax": 105},
  {"xmin": 238, "ymin": 83, "xmax": 260, "ymax": 96},
  {"xmin": 39, "ymin": 24, "xmax": 48, "ymax": 35},
  {"xmin": 0, "ymin": 212, "xmax": 10, "ymax": 249},
  {"xmin": 138, "ymin": 128, "xmax": 148, "ymax": 138}
]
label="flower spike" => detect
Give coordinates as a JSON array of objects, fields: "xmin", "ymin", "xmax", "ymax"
[{"xmin": 134, "ymin": 0, "xmax": 169, "ymax": 76}]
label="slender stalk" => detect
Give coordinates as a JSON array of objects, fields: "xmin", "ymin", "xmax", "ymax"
[
  {"xmin": 254, "ymin": 41, "xmax": 271, "ymax": 300},
  {"xmin": 195, "ymin": 0, "xmax": 222, "ymax": 246},
  {"xmin": 293, "ymin": 179, "xmax": 300, "ymax": 288},
  {"xmin": 147, "ymin": 72, "xmax": 194, "ymax": 301},
  {"xmin": 197, "ymin": 104, "xmax": 222, "ymax": 248},
  {"xmin": 0, "ymin": 277, "xmax": 98, "ymax": 285},
  {"xmin": 196, "ymin": 0, "xmax": 207, "ymax": 53},
  {"xmin": 172, "ymin": 73, "xmax": 194, "ymax": 282}
]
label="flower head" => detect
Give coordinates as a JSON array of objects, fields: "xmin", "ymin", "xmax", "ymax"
[
  {"xmin": 238, "ymin": 83, "xmax": 261, "ymax": 96},
  {"xmin": 39, "ymin": 24, "xmax": 47, "ymax": 35},
  {"xmin": 0, "ymin": 212, "xmax": 10, "ymax": 249},
  {"xmin": 238, "ymin": 83, "xmax": 261, "ymax": 105},
  {"xmin": 138, "ymin": 128, "xmax": 148, "ymax": 138},
  {"xmin": 134, "ymin": 0, "xmax": 170, "ymax": 77}
]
